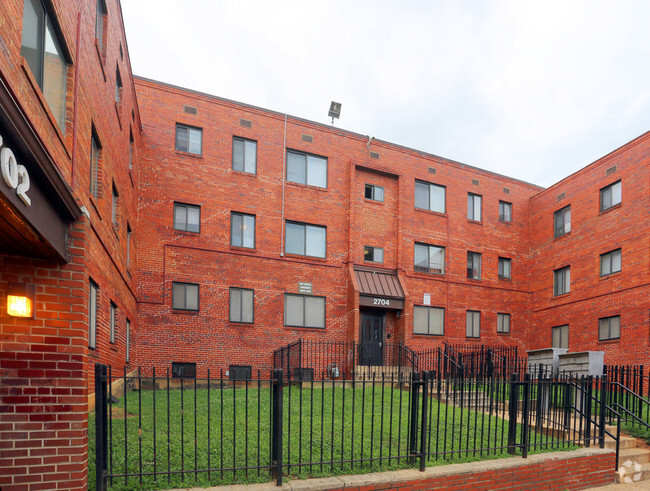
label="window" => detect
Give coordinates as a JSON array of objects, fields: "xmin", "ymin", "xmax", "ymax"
[
  {"xmin": 125, "ymin": 319, "xmax": 130, "ymax": 363},
  {"xmin": 498, "ymin": 257, "xmax": 511, "ymax": 279},
  {"xmin": 173, "ymin": 203, "xmax": 200, "ymax": 233},
  {"xmin": 365, "ymin": 184, "xmax": 384, "ymax": 202},
  {"xmin": 553, "ymin": 266, "xmax": 570, "ymax": 296},
  {"xmin": 229, "ymin": 365, "xmax": 252, "ymax": 381},
  {"xmin": 552, "ymin": 325, "xmax": 569, "ymax": 349},
  {"xmin": 499, "ymin": 201, "xmax": 512, "ymax": 222},
  {"xmin": 467, "ymin": 193, "xmax": 482, "ymax": 221},
  {"xmin": 89, "ymin": 280, "xmax": 98, "ymax": 349},
  {"xmin": 111, "ymin": 183, "xmax": 119, "ymax": 227},
  {"xmin": 21, "ymin": 0, "xmax": 68, "ymax": 131},
  {"xmin": 600, "ymin": 181, "xmax": 621, "ymax": 211},
  {"xmin": 285, "ymin": 221, "xmax": 326, "ymax": 258},
  {"xmin": 128, "ymin": 130, "xmax": 134, "ymax": 170},
  {"xmin": 554, "ymin": 205, "xmax": 571, "ymax": 238},
  {"xmin": 286, "ymin": 150, "xmax": 327, "ymax": 188},
  {"xmin": 497, "ymin": 313, "xmax": 510, "ymax": 334},
  {"xmin": 95, "ymin": 0, "xmax": 107, "ymax": 58},
  {"xmin": 599, "ymin": 315, "xmax": 620, "ymax": 341},
  {"xmin": 467, "ymin": 252, "xmax": 482, "ymax": 280},
  {"xmin": 232, "ymin": 137, "xmax": 257, "ymax": 174},
  {"xmin": 284, "ymin": 294, "xmax": 325, "ymax": 329},
  {"xmin": 175, "ymin": 124, "xmax": 202, "ymax": 155},
  {"xmin": 414, "ymin": 243, "xmax": 445, "ymax": 274},
  {"xmin": 414, "ymin": 180, "xmax": 445, "ymax": 213},
  {"xmin": 600, "ymin": 248, "xmax": 621, "ymax": 276},
  {"xmin": 413, "ymin": 306, "xmax": 444, "ymax": 336},
  {"xmin": 172, "ymin": 362, "xmax": 196, "ymax": 379},
  {"xmin": 109, "ymin": 302, "xmax": 116, "ymax": 344},
  {"xmin": 230, "ymin": 212, "xmax": 255, "ymax": 248},
  {"xmin": 229, "ymin": 288, "xmax": 254, "ymax": 324},
  {"xmin": 172, "ymin": 282, "xmax": 199, "ymax": 311},
  {"xmin": 363, "ymin": 246, "xmax": 384, "ymax": 263},
  {"xmin": 466, "ymin": 311, "xmax": 480, "ymax": 338},
  {"xmin": 90, "ymin": 132, "xmax": 101, "ymax": 199},
  {"xmin": 115, "ymin": 67, "xmax": 122, "ymax": 105},
  {"xmin": 126, "ymin": 224, "xmax": 132, "ymax": 268}
]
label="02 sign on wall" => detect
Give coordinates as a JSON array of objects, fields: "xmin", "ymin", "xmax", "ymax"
[{"xmin": 1, "ymin": 134, "xmax": 31, "ymax": 206}]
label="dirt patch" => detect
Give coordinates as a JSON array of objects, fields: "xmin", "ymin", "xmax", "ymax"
[{"xmin": 108, "ymin": 407, "xmax": 135, "ymax": 419}]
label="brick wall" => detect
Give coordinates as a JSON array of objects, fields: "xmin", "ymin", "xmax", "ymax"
[
  {"xmin": 281, "ymin": 449, "xmax": 615, "ymax": 491},
  {"xmin": 134, "ymin": 77, "xmax": 543, "ymax": 374},
  {"xmin": 529, "ymin": 133, "xmax": 650, "ymax": 365},
  {"xmin": 0, "ymin": 0, "xmax": 140, "ymax": 489}
]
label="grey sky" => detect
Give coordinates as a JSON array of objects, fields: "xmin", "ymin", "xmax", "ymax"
[{"xmin": 121, "ymin": 1, "xmax": 650, "ymax": 187}]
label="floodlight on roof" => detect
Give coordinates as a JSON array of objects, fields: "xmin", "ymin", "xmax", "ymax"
[{"xmin": 328, "ymin": 101, "xmax": 341, "ymax": 125}]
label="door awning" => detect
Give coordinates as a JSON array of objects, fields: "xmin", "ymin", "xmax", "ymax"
[{"xmin": 354, "ymin": 267, "xmax": 405, "ymax": 309}]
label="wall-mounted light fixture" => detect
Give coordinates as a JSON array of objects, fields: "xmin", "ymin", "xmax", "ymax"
[{"xmin": 7, "ymin": 283, "xmax": 35, "ymax": 318}]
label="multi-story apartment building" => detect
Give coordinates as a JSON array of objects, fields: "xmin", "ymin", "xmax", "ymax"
[{"xmin": 0, "ymin": 0, "xmax": 648, "ymax": 489}]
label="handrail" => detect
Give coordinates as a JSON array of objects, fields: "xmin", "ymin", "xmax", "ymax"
[{"xmin": 610, "ymin": 381, "xmax": 650, "ymax": 405}]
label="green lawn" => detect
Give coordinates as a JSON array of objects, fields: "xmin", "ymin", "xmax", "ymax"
[{"xmin": 89, "ymin": 382, "xmax": 577, "ymax": 490}]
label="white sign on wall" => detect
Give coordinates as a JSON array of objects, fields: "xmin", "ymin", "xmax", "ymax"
[
  {"xmin": 0, "ymin": 134, "xmax": 31, "ymax": 206},
  {"xmin": 423, "ymin": 293, "xmax": 431, "ymax": 306}
]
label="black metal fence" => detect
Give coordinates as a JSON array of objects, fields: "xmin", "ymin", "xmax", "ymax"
[
  {"xmin": 272, "ymin": 339, "xmax": 418, "ymax": 380},
  {"xmin": 604, "ymin": 364, "xmax": 649, "ymax": 428},
  {"xmin": 94, "ymin": 363, "xmax": 618, "ymax": 490}
]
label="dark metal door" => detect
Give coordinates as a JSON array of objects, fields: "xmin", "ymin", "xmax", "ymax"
[{"xmin": 360, "ymin": 313, "xmax": 384, "ymax": 366}]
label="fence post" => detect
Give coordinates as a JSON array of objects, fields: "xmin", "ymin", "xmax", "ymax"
[
  {"xmin": 409, "ymin": 371, "xmax": 421, "ymax": 463},
  {"xmin": 521, "ymin": 373, "xmax": 531, "ymax": 459},
  {"xmin": 584, "ymin": 376, "xmax": 593, "ymax": 447},
  {"xmin": 271, "ymin": 369, "xmax": 284, "ymax": 486},
  {"xmin": 419, "ymin": 371, "xmax": 429, "ymax": 472},
  {"xmin": 94, "ymin": 363, "xmax": 108, "ymax": 491},
  {"xmin": 599, "ymin": 374, "xmax": 608, "ymax": 448},
  {"xmin": 507, "ymin": 373, "xmax": 519, "ymax": 454}
]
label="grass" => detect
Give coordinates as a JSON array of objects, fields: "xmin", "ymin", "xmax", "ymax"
[{"xmin": 89, "ymin": 381, "xmax": 578, "ymax": 490}]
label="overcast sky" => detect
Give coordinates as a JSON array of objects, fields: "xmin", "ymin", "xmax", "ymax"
[{"xmin": 121, "ymin": 1, "xmax": 650, "ymax": 188}]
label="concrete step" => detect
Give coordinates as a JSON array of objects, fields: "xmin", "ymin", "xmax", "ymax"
[
  {"xmin": 605, "ymin": 434, "xmax": 638, "ymax": 450},
  {"xmin": 616, "ymin": 461, "xmax": 650, "ymax": 484},
  {"xmin": 619, "ymin": 447, "xmax": 650, "ymax": 465}
]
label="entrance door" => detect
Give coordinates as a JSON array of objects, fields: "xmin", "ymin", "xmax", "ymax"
[{"xmin": 360, "ymin": 313, "xmax": 384, "ymax": 366}]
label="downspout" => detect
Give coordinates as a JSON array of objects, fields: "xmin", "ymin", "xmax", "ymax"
[
  {"xmin": 70, "ymin": 12, "xmax": 81, "ymax": 189},
  {"xmin": 280, "ymin": 113, "xmax": 287, "ymax": 256}
]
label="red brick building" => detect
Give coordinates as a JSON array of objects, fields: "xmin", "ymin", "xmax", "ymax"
[{"xmin": 0, "ymin": 0, "xmax": 648, "ymax": 489}]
